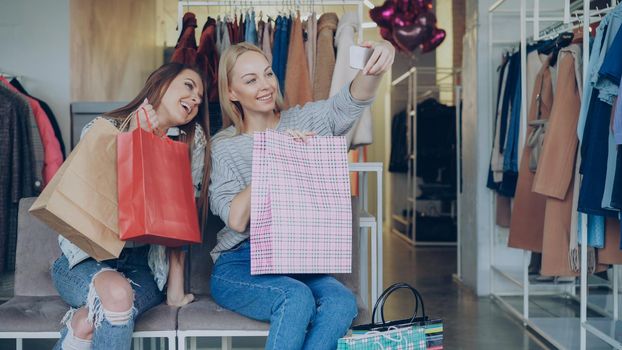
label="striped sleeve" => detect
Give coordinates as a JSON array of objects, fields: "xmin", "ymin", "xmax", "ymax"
[
  {"xmin": 208, "ymin": 153, "xmax": 243, "ymax": 228},
  {"xmin": 287, "ymin": 83, "xmax": 374, "ymax": 136}
]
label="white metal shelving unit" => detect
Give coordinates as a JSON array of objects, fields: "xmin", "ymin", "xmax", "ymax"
[
  {"xmin": 389, "ymin": 67, "xmax": 462, "ymax": 248},
  {"xmin": 487, "ymin": 0, "xmax": 622, "ymax": 349}
]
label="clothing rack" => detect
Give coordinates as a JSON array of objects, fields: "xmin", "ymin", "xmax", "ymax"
[
  {"xmin": 388, "ymin": 67, "xmax": 462, "ymax": 282},
  {"xmin": 177, "ymin": 0, "xmax": 367, "ymax": 42},
  {"xmin": 487, "ymin": 1, "xmax": 622, "ymax": 349}
]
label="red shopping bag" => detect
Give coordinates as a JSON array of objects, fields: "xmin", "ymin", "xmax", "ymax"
[{"xmin": 117, "ymin": 108, "xmax": 201, "ymax": 247}]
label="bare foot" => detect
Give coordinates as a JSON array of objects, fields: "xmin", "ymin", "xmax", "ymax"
[{"xmin": 167, "ymin": 292, "xmax": 195, "ymax": 307}]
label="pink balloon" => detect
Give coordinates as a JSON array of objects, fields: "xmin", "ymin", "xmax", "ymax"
[
  {"xmin": 420, "ymin": 28, "xmax": 446, "ymax": 53},
  {"xmin": 369, "ymin": 0, "xmax": 397, "ymax": 29}
]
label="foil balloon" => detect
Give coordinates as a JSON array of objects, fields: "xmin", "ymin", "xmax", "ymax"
[
  {"xmin": 393, "ymin": 11, "xmax": 436, "ymax": 52},
  {"xmin": 369, "ymin": 0, "xmax": 397, "ymax": 29},
  {"xmin": 380, "ymin": 27, "xmax": 400, "ymax": 48},
  {"xmin": 420, "ymin": 28, "xmax": 446, "ymax": 53}
]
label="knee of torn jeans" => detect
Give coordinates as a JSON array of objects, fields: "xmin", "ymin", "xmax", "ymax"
[{"xmin": 85, "ymin": 268, "xmax": 137, "ymax": 328}]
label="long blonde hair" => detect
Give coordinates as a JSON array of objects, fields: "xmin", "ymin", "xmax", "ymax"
[{"xmin": 218, "ymin": 43, "xmax": 285, "ymax": 133}]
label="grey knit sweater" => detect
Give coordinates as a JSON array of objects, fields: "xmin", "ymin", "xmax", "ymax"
[{"xmin": 208, "ymin": 84, "xmax": 373, "ymax": 262}]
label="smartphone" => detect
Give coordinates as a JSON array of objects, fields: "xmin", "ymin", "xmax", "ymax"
[{"xmin": 349, "ymin": 46, "xmax": 373, "ymax": 70}]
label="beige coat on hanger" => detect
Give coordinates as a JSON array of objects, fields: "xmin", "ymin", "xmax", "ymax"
[{"xmin": 507, "ymin": 56, "xmax": 552, "ymax": 253}]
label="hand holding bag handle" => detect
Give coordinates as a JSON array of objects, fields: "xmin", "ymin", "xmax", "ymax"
[{"xmin": 371, "ymin": 282, "xmax": 426, "ymax": 328}]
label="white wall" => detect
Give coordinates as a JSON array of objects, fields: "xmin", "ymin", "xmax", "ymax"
[{"xmin": 0, "ymin": 0, "xmax": 71, "ymax": 153}]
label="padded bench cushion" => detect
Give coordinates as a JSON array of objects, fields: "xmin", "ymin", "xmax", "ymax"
[
  {"xmin": 134, "ymin": 304, "xmax": 179, "ymax": 332},
  {"xmin": 0, "ymin": 296, "xmax": 67, "ymax": 332},
  {"xmin": 177, "ymin": 296, "xmax": 269, "ymax": 332},
  {"xmin": 0, "ymin": 295, "xmax": 178, "ymax": 333},
  {"xmin": 177, "ymin": 295, "xmax": 369, "ymax": 332}
]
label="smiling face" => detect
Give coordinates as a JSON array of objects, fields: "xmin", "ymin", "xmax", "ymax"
[
  {"xmin": 157, "ymin": 69, "xmax": 204, "ymax": 128},
  {"xmin": 227, "ymin": 51, "xmax": 279, "ymax": 116}
]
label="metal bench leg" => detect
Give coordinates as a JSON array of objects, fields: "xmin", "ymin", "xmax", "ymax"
[
  {"xmin": 16, "ymin": 338, "xmax": 22, "ymax": 350},
  {"xmin": 222, "ymin": 336, "xmax": 232, "ymax": 350}
]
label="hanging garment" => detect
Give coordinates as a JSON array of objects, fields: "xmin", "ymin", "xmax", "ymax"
[
  {"xmin": 536, "ymin": 49, "xmax": 583, "ymax": 276},
  {"xmin": 305, "ymin": 12, "xmax": 317, "ymax": 85},
  {"xmin": 232, "ymin": 15, "xmax": 240, "ymax": 44},
  {"xmin": 284, "ymin": 11, "xmax": 313, "ymax": 108},
  {"xmin": 0, "ymin": 82, "xmax": 43, "ymax": 193},
  {"xmin": 245, "ymin": 10, "xmax": 257, "ymax": 45},
  {"xmin": 578, "ymin": 5, "xmax": 622, "ymax": 141},
  {"xmin": 239, "ymin": 12, "xmax": 246, "ymax": 44},
  {"xmin": 9, "ymin": 78, "xmax": 65, "ymax": 159},
  {"xmin": 261, "ymin": 18, "xmax": 273, "ymax": 63},
  {"xmin": 216, "ymin": 16, "xmax": 222, "ymax": 53},
  {"xmin": 0, "ymin": 77, "xmax": 62, "ymax": 186},
  {"xmin": 416, "ymin": 99, "xmax": 457, "ymax": 185},
  {"xmin": 540, "ymin": 175, "xmax": 579, "ymax": 277},
  {"xmin": 171, "ymin": 12, "xmax": 198, "ymax": 65},
  {"xmin": 227, "ymin": 17, "xmax": 235, "ymax": 47},
  {"xmin": 488, "ymin": 55, "xmax": 510, "ymax": 187},
  {"xmin": 533, "ymin": 46, "xmax": 582, "ymax": 200},
  {"xmin": 596, "ymin": 217, "xmax": 622, "ymax": 264},
  {"xmin": 611, "ymin": 78, "xmax": 622, "ymax": 209},
  {"xmin": 595, "ymin": 18, "xmax": 622, "ymax": 106},
  {"xmin": 508, "ymin": 56, "xmax": 552, "ymax": 252},
  {"xmin": 598, "ymin": 25, "xmax": 622, "ymax": 209},
  {"xmin": 196, "ymin": 17, "xmax": 219, "ymax": 103},
  {"xmin": 578, "ymin": 90, "xmax": 617, "ymax": 217},
  {"xmin": 313, "ymin": 13, "xmax": 338, "ymax": 101},
  {"xmin": 388, "ymin": 110, "xmax": 408, "ymax": 173},
  {"xmin": 329, "ymin": 11, "xmax": 373, "ymax": 148},
  {"xmin": 0, "ymin": 86, "xmax": 37, "ymax": 272},
  {"xmin": 257, "ymin": 17, "xmax": 265, "ymax": 48},
  {"xmin": 502, "ymin": 58, "xmax": 522, "ymax": 174},
  {"xmin": 220, "ymin": 18, "xmax": 232, "ymax": 54},
  {"xmin": 272, "ymin": 16, "xmax": 290, "ymax": 95},
  {"xmin": 496, "ymin": 194, "xmax": 512, "ymax": 228},
  {"xmin": 271, "ymin": 16, "xmax": 282, "ymax": 84}
]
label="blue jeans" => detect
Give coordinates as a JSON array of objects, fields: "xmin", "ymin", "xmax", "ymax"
[
  {"xmin": 210, "ymin": 240, "xmax": 358, "ymax": 350},
  {"xmin": 51, "ymin": 246, "xmax": 164, "ymax": 350}
]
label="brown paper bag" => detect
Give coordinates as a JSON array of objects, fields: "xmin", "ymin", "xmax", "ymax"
[{"xmin": 29, "ymin": 118, "xmax": 125, "ymax": 261}]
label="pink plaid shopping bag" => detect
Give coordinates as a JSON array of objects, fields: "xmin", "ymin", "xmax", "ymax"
[{"xmin": 250, "ymin": 130, "xmax": 352, "ymax": 275}]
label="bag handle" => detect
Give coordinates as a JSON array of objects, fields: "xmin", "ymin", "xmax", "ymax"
[
  {"xmin": 122, "ymin": 107, "xmax": 173, "ymax": 143},
  {"xmin": 371, "ymin": 282, "xmax": 426, "ymax": 328}
]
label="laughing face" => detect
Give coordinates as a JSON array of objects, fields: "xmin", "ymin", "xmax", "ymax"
[
  {"xmin": 158, "ymin": 69, "xmax": 204, "ymax": 128},
  {"xmin": 227, "ymin": 51, "xmax": 279, "ymax": 115}
]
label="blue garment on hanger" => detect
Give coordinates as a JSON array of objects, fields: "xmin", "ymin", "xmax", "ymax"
[
  {"xmin": 272, "ymin": 16, "xmax": 282, "ymax": 85},
  {"xmin": 578, "ymin": 90, "xmax": 618, "ymax": 217},
  {"xmin": 245, "ymin": 10, "xmax": 257, "ymax": 45},
  {"xmin": 578, "ymin": 213, "xmax": 605, "ymax": 249},
  {"xmin": 277, "ymin": 15, "xmax": 291, "ymax": 90},
  {"xmin": 503, "ymin": 65, "xmax": 521, "ymax": 174},
  {"xmin": 578, "ymin": 4, "xmax": 622, "ymax": 142}
]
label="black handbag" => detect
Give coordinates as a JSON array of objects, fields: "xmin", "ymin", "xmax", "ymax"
[{"xmin": 348, "ymin": 282, "xmax": 443, "ymax": 349}]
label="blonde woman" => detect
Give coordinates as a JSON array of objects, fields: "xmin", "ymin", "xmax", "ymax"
[{"xmin": 209, "ymin": 42, "xmax": 394, "ymax": 350}]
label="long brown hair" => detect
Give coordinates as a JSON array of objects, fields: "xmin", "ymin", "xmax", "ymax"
[
  {"xmin": 218, "ymin": 43, "xmax": 285, "ymax": 133},
  {"xmin": 104, "ymin": 62, "xmax": 211, "ymax": 231}
]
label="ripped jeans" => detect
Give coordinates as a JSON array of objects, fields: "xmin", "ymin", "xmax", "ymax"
[{"xmin": 51, "ymin": 246, "xmax": 164, "ymax": 350}]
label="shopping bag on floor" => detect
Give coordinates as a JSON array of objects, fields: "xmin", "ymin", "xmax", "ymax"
[
  {"xmin": 338, "ymin": 282, "xmax": 444, "ymax": 350},
  {"xmin": 117, "ymin": 108, "xmax": 201, "ymax": 247},
  {"xmin": 250, "ymin": 129, "xmax": 352, "ymax": 274},
  {"xmin": 29, "ymin": 118, "xmax": 126, "ymax": 261}
]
